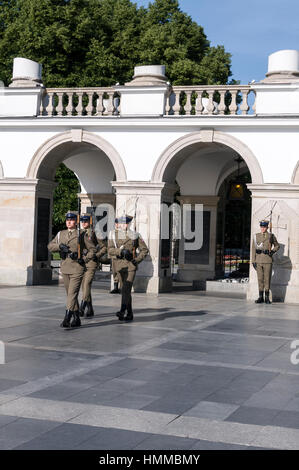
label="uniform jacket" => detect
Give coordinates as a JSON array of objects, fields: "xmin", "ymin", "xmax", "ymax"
[
  {"xmin": 108, "ymin": 229, "xmax": 149, "ymax": 273},
  {"xmin": 48, "ymin": 229, "xmax": 96, "ymax": 275},
  {"xmin": 251, "ymin": 231, "xmax": 280, "ymax": 264},
  {"xmin": 81, "ymin": 228, "xmax": 107, "ymax": 271}
]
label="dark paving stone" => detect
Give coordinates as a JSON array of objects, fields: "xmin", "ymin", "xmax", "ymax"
[
  {"xmin": 0, "ymin": 417, "xmax": 61, "ymax": 449},
  {"xmin": 225, "ymin": 406, "xmax": 279, "ymax": 426},
  {"xmin": 271, "ymin": 410, "xmax": 299, "ymax": 429},
  {"xmin": 0, "ymin": 378, "xmax": 27, "ymax": 392},
  {"xmin": 14, "ymin": 422, "xmax": 101, "ymax": 450},
  {"xmin": 134, "ymin": 434, "xmax": 198, "ymax": 450},
  {"xmin": 142, "ymin": 396, "xmax": 198, "ymax": 415},
  {"xmin": 77, "ymin": 427, "xmax": 151, "ymax": 450}
]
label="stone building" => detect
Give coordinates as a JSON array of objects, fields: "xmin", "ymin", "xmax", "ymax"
[{"xmin": 0, "ymin": 50, "xmax": 299, "ymax": 303}]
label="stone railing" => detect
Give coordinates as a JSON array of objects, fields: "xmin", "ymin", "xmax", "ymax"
[
  {"xmin": 38, "ymin": 84, "xmax": 255, "ymax": 117},
  {"xmin": 167, "ymin": 85, "xmax": 256, "ymax": 115},
  {"xmin": 39, "ymin": 88, "xmax": 120, "ymax": 116}
]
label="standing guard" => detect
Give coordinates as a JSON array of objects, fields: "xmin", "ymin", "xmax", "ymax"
[
  {"xmin": 79, "ymin": 213, "xmax": 107, "ymax": 318},
  {"xmin": 252, "ymin": 220, "xmax": 280, "ymax": 304},
  {"xmin": 108, "ymin": 215, "xmax": 149, "ymax": 321},
  {"xmin": 48, "ymin": 211, "xmax": 96, "ymax": 328}
]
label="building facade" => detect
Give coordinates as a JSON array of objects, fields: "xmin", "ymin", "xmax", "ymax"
[{"xmin": 1, "ymin": 50, "xmax": 299, "ymax": 303}]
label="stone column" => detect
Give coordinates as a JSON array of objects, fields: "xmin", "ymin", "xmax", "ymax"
[
  {"xmin": 0, "ymin": 178, "xmax": 56, "ymax": 285},
  {"xmin": 247, "ymin": 184, "xmax": 299, "ymax": 303},
  {"xmin": 112, "ymin": 181, "xmax": 165, "ymax": 294},
  {"xmin": 176, "ymin": 196, "xmax": 220, "ymax": 283}
]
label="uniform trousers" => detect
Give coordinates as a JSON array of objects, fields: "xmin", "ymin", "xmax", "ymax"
[
  {"xmin": 81, "ymin": 266, "xmax": 97, "ymax": 302},
  {"xmin": 118, "ymin": 268, "xmax": 136, "ymax": 312},
  {"xmin": 62, "ymin": 272, "xmax": 83, "ymax": 311},
  {"xmin": 256, "ymin": 263, "xmax": 272, "ymax": 291}
]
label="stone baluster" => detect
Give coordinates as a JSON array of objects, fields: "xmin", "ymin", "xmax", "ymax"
[
  {"xmin": 56, "ymin": 92, "xmax": 64, "ymax": 116},
  {"xmin": 39, "ymin": 90, "xmax": 47, "ymax": 116},
  {"xmin": 44, "ymin": 91, "xmax": 55, "ymax": 116},
  {"xmin": 172, "ymin": 90, "xmax": 181, "ymax": 115},
  {"xmin": 239, "ymin": 89, "xmax": 249, "ymax": 115},
  {"xmin": 165, "ymin": 91, "xmax": 172, "ymax": 115},
  {"xmin": 65, "ymin": 92, "xmax": 73, "ymax": 116},
  {"xmin": 251, "ymin": 90, "xmax": 256, "ymax": 114},
  {"xmin": 207, "ymin": 90, "xmax": 215, "ymax": 114},
  {"xmin": 228, "ymin": 90, "xmax": 238, "ymax": 115},
  {"xmin": 103, "ymin": 92, "xmax": 114, "ymax": 115},
  {"xmin": 85, "ymin": 91, "xmax": 94, "ymax": 116},
  {"xmin": 184, "ymin": 90, "xmax": 193, "ymax": 115},
  {"xmin": 96, "ymin": 92, "xmax": 104, "ymax": 115},
  {"xmin": 218, "ymin": 89, "xmax": 226, "ymax": 115},
  {"xmin": 76, "ymin": 92, "xmax": 84, "ymax": 115},
  {"xmin": 195, "ymin": 90, "xmax": 203, "ymax": 115}
]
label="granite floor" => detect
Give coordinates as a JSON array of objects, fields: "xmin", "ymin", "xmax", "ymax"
[{"xmin": 0, "ymin": 284, "xmax": 299, "ymax": 450}]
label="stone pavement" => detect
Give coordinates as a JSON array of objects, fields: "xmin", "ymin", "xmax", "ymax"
[{"xmin": 0, "ymin": 284, "xmax": 299, "ymax": 450}]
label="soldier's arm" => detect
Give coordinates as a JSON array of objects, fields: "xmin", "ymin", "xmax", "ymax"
[
  {"xmin": 271, "ymin": 234, "xmax": 280, "ymax": 253},
  {"xmin": 135, "ymin": 236, "xmax": 149, "ymax": 264},
  {"xmin": 108, "ymin": 238, "xmax": 123, "ymax": 257},
  {"xmin": 47, "ymin": 233, "xmax": 60, "ymax": 253},
  {"xmin": 96, "ymin": 237, "xmax": 107, "ymax": 259},
  {"xmin": 83, "ymin": 233, "xmax": 97, "ymax": 261}
]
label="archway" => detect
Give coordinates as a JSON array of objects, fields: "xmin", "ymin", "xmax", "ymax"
[
  {"xmin": 152, "ymin": 131, "xmax": 260, "ymax": 294},
  {"xmin": 26, "ymin": 131, "xmax": 126, "ymax": 285}
]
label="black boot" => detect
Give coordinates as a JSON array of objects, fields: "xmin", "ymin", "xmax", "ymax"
[
  {"xmin": 265, "ymin": 291, "xmax": 271, "ymax": 304},
  {"xmin": 125, "ymin": 298, "xmax": 133, "ymax": 321},
  {"xmin": 116, "ymin": 305, "xmax": 126, "ymax": 321},
  {"xmin": 255, "ymin": 291, "xmax": 264, "ymax": 303},
  {"xmin": 70, "ymin": 311, "xmax": 81, "ymax": 327},
  {"xmin": 79, "ymin": 300, "xmax": 87, "ymax": 317},
  {"xmin": 85, "ymin": 301, "xmax": 94, "ymax": 318},
  {"xmin": 60, "ymin": 310, "xmax": 73, "ymax": 328},
  {"xmin": 110, "ymin": 282, "xmax": 120, "ymax": 294}
]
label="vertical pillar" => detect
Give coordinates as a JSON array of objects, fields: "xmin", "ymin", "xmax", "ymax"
[
  {"xmin": 176, "ymin": 196, "xmax": 220, "ymax": 283},
  {"xmin": 0, "ymin": 178, "xmax": 55, "ymax": 285}
]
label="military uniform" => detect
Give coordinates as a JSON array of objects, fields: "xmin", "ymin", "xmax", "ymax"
[
  {"xmin": 48, "ymin": 212, "xmax": 96, "ymax": 327},
  {"xmin": 108, "ymin": 215, "xmax": 149, "ymax": 321},
  {"xmin": 252, "ymin": 220, "xmax": 280, "ymax": 304},
  {"xmin": 79, "ymin": 215, "xmax": 107, "ymax": 317}
]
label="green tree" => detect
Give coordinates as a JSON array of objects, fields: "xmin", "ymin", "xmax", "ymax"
[
  {"xmin": 0, "ymin": 0, "xmax": 232, "ymax": 87},
  {"xmin": 52, "ymin": 163, "xmax": 80, "ymax": 235}
]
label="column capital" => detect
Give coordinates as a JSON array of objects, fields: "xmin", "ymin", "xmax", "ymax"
[{"xmin": 112, "ymin": 181, "xmax": 166, "ymax": 197}]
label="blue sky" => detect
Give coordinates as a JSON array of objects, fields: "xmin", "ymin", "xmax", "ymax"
[{"xmin": 135, "ymin": 0, "xmax": 299, "ymax": 84}]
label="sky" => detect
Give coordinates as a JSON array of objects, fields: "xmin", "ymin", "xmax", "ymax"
[{"xmin": 135, "ymin": 0, "xmax": 299, "ymax": 84}]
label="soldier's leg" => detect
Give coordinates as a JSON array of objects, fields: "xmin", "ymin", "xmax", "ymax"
[
  {"xmin": 110, "ymin": 264, "xmax": 120, "ymax": 294},
  {"xmin": 79, "ymin": 271, "xmax": 88, "ymax": 316},
  {"xmin": 84, "ymin": 267, "xmax": 96, "ymax": 317},
  {"xmin": 124, "ymin": 271, "xmax": 136, "ymax": 320},
  {"xmin": 255, "ymin": 264, "xmax": 264, "ymax": 303},
  {"xmin": 264, "ymin": 264, "xmax": 272, "ymax": 304},
  {"xmin": 60, "ymin": 274, "xmax": 74, "ymax": 327},
  {"xmin": 116, "ymin": 269, "xmax": 128, "ymax": 321},
  {"xmin": 67, "ymin": 272, "xmax": 83, "ymax": 327}
]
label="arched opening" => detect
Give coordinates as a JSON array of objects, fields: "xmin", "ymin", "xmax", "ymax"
[
  {"xmin": 153, "ymin": 132, "xmax": 259, "ymax": 295},
  {"xmin": 26, "ymin": 131, "xmax": 126, "ymax": 284}
]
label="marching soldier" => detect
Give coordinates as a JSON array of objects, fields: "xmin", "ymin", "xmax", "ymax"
[
  {"xmin": 79, "ymin": 213, "xmax": 107, "ymax": 318},
  {"xmin": 48, "ymin": 211, "xmax": 96, "ymax": 328},
  {"xmin": 252, "ymin": 220, "xmax": 280, "ymax": 304},
  {"xmin": 108, "ymin": 215, "xmax": 149, "ymax": 321}
]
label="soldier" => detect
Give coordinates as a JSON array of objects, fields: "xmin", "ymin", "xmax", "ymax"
[
  {"xmin": 252, "ymin": 220, "xmax": 280, "ymax": 304},
  {"xmin": 79, "ymin": 213, "xmax": 107, "ymax": 318},
  {"xmin": 48, "ymin": 211, "xmax": 96, "ymax": 328},
  {"xmin": 108, "ymin": 215, "xmax": 149, "ymax": 321}
]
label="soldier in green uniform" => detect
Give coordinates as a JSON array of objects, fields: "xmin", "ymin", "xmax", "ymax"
[
  {"xmin": 252, "ymin": 220, "xmax": 280, "ymax": 304},
  {"xmin": 79, "ymin": 213, "xmax": 107, "ymax": 318},
  {"xmin": 48, "ymin": 211, "xmax": 97, "ymax": 328},
  {"xmin": 108, "ymin": 215, "xmax": 149, "ymax": 321}
]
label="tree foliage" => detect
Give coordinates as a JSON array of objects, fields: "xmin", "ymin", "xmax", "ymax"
[
  {"xmin": 0, "ymin": 0, "xmax": 232, "ymax": 87},
  {"xmin": 52, "ymin": 163, "xmax": 80, "ymax": 235}
]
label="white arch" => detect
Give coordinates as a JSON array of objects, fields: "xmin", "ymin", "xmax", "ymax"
[
  {"xmin": 0, "ymin": 160, "xmax": 3, "ymax": 178},
  {"xmin": 26, "ymin": 130, "xmax": 127, "ymax": 181},
  {"xmin": 291, "ymin": 160, "xmax": 299, "ymax": 183},
  {"xmin": 151, "ymin": 130, "xmax": 264, "ymax": 184}
]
